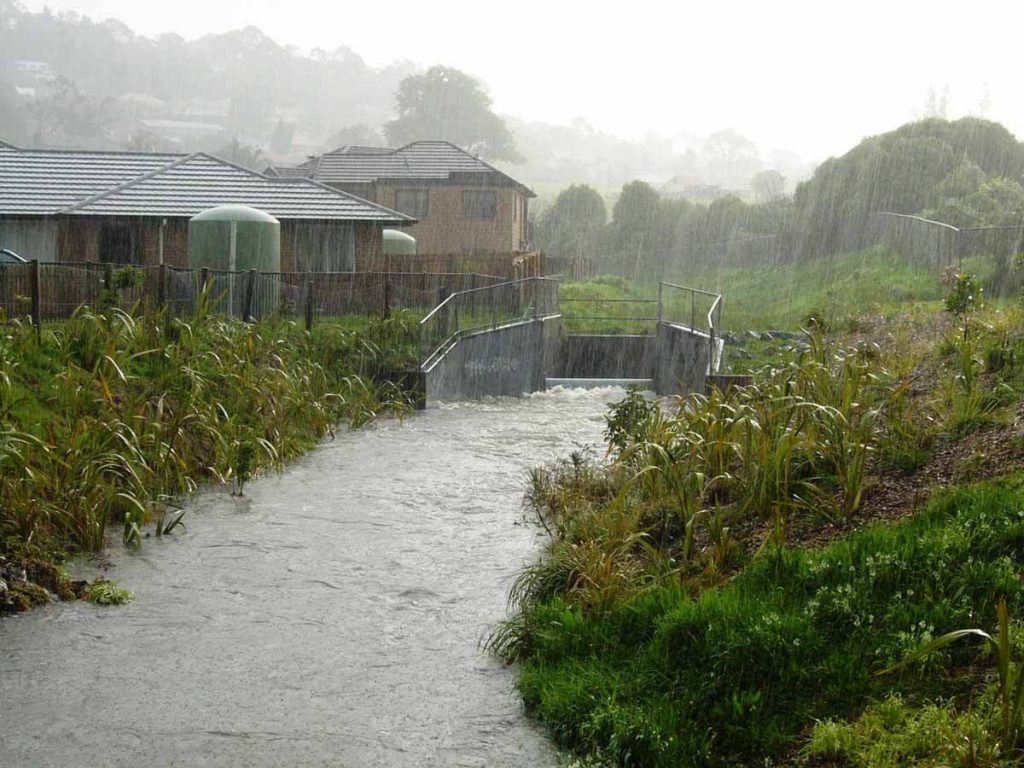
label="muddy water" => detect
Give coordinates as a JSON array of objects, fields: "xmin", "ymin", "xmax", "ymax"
[{"xmin": 0, "ymin": 387, "xmax": 623, "ymax": 768}]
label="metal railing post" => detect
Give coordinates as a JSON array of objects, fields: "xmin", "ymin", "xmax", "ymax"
[
  {"xmin": 657, "ymin": 282, "xmax": 664, "ymax": 324},
  {"xmin": 690, "ymin": 291, "xmax": 696, "ymax": 331}
]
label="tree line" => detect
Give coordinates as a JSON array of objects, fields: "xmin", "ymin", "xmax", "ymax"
[{"xmin": 536, "ymin": 118, "xmax": 1024, "ymax": 278}]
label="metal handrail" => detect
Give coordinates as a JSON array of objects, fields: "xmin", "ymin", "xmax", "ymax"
[
  {"xmin": 658, "ymin": 282, "xmax": 723, "ymax": 373},
  {"xmin": 418, "ymin": 276, "xmax": 560, "ymax": 364},
  {"xmin": 560, "ymin": 298, "xmax": 659, "ymax": 304},
  {"xmin": 660, "ymin": 282, "xmax": 722, "ymax": 298}
]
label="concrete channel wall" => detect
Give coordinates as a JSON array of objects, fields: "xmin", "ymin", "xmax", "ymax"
[
  {"xmin": 558, "ymin": 335, "xmax": 655, "ymax": 379},
  {"xmin": 424, "ymin": 318, "xmax": 720, "ymax": 402},
  {"xmin": 424, "ymin": 316, "xmax": 561, "ymax": 402},
  {"xmin": 653, "ymin": 323, "xmax": 722, "ymax": 395}
]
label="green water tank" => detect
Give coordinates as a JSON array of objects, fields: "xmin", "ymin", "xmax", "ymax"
[
  {"xmin": 383, "ymin": 228, "xmax": 416, "ymax": 257},
  {"xmin": 188, "ymin": 205, "xmax": 281, "ymax": 317}
]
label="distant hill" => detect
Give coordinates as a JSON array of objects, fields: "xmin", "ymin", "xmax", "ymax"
[
  {"xmin": 0, "ymin": 1, "xmax": 413, "ymax": 155},
  {"xmin": 789, "ymin": 117, "xmax": 1024, "ymax": 258}
]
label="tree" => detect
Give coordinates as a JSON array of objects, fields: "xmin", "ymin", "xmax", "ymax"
[
  {"xmin": 325, "ymin": 123, "xmax": 386, "ymax": 149},
  {"xmin": 269, "ymin": 119, "xmax": 295, "ymax": 155},
  {"xmin": 384, "ymin": 66, "xmax": 522, "ymax": 162},
  {"xmin": 611, "ymin": 180, "xmax": 661, "ymax": 277},
  {"xmin": 701, "ymin": 129, "xmax": 761, "ymax": 188},
  {"xmin": 751, "ymin": 169, "xmax": 786, "ymax": 201},
  {"xmin": 28, "ymin": 76, "xmax": 114, "ymax": 146},
  {"xmin": 536, "ymin": 184, "xmax": 607, "ymax": 261},
  {"xmin": 213, "ymin": 137, "xmax": 267, "ymax": 170}
]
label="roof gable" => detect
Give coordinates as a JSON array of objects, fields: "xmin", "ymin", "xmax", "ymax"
[
  {"xmin": 0, "ymin": 147, "xmax": 413, "ymax": 223},
  {"xmin": 281, "ymin": 140, "xmax": 535, "ymax": 196},
  {"xmin": 61, "ymin": 153, "xmax": 413, "ymax": 222},
  {"xmin": 0, "ymin": 148, "xmax": 184, "ymax": 214}
]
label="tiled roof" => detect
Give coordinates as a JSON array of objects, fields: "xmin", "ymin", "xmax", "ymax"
[
  {"xmin": 264, "ymin": 164, "xmax": 317, "ymax": 179},
  {"xmin": 275, "ymin": 140, "xmax": 535, "ymax": 196},
  {"xmin": 0, "ymin": 139, "xmax": 20, "ymax": 152},
  {"xmin": 0, "ymin": 148, "xmax": 184, "ymax": 213},
  {"xmin": 0, "ymin": 148, "xmax": 413, "ymax": 223}
]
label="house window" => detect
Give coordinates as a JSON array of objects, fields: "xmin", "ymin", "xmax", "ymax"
[
  {"xmin": 98, "ymin": 223, "xmax": 134, "ymax": 264},
  {"xmin": 394, "ymin": 189, "xmax": 429, "ymax": 219},
  {"xmin": 463, "ymin": 190, "xmax": 497, "ymax": 219}
]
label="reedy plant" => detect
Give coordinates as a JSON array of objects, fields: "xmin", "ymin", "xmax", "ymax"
[
  {"xmin": 881, "ymin": 597, "xmax": 1024, "ymax": 758},
  {"xmin": 1, "ymin": 296, "xmax": 407, "ymax": 557}
]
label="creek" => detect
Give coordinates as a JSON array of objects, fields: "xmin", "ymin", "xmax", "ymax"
[{"xmin": 0, "ymin": 386, "xmax": 623, "ymax": 767}]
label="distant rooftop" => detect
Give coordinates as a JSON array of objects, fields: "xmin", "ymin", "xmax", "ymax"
[
  {"xmin": 269, "ymin": 140, "xmax": 535, "ymax": 196},
  {"xmin": 0, "ymin": 145, "xmax": 413, "ymax": 224}
]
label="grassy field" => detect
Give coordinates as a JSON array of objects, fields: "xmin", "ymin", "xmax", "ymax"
[{"xmin": 561, "ymin": 247, "xmax": 951, "ymax": 332}]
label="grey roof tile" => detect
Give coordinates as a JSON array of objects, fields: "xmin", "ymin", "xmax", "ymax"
[
  {"xmin": 0, "ymin": 149, "xmax": 413, "ymax": 223},
  {"xmin": 0, "ymin": 148, "xmax": 184, "ymax": 213},
  {"xmin": 278, "ymin": 140, "xmax": 535, "ymax": 195}
]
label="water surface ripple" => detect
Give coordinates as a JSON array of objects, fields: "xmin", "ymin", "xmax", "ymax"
[{"xmin": 0, "ymin": 386, "xmax": 622, "ymax": 767}]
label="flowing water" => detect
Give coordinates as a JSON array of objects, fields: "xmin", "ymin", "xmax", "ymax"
[{"xmin": 0, "ymin": 386, "xmax": 624, "ymax": 768}]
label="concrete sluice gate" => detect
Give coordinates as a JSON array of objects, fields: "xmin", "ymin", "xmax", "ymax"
[{"xmin": 423, "ymin": 315, "xmax": 723, "ymax": 402}]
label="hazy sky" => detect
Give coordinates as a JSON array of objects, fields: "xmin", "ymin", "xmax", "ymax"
[{"xmin": 20, "ymin": 0, "xmax": 1024, "ymax": 161}]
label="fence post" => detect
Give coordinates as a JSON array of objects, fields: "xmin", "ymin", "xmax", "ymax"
[
  {"xmin": 657, "ymin": 282, "xmax": 664, "ymax": 324},
  {"xmin": 242, "ymin": 268, "xmax": 257, "ymax": 321},
  {"xmin": 690, "ymin": 291, "xmax": 696, "ymax": 331},
  {"xmin": 383, "ymin": 277, "xmax": 391, "ymax": 320},
  {"xmin": 29, "ymin": 259, "xmax": 41, "ymax": 342},
  {"xmin": 157, "ymin": 263, "xmax": 167, "ymax": 308},
  {"xmin": 102, "ymin": 262, "xmax": 114, "ymax": 310},
  {"xmin": 304, "ymin": 277, "xmax": 315, "ymax": 331}
]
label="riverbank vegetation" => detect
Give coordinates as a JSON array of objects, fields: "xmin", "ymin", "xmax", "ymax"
[
  {"xmin": 492, "ymin": 276, "xmax": 1024, "ymax": 766},
  {"xmin": 0, "ymin": 292, "xmax": 416, "ymax": 611}
]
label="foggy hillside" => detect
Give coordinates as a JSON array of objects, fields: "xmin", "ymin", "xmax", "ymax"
[{"xmin": 0, "ymin": 1, "xmax": 811, "ymax": 193}]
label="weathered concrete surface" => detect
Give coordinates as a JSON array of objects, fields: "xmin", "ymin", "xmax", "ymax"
[
  {"xmin": 424, "ymin": 319, "xmax": 721, "ymax": 401},
  {"xmin": 558, "ymin": 334, "xmax": 654, "ymax": 379},
  {"xmin": 425, "ymin": 317, "xmax": 560, "ymax": 402},
  {"xmin": 653, "ymin": 323, "xmax": 723, "ymax": 395}
]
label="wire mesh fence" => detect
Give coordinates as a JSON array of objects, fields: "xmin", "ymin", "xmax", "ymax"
[{"xmin": 0, "ymin": 261, "xmax": 508, "ymax": 327}]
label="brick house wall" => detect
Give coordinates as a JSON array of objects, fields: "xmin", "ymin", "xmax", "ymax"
[{"xmin": 331, "ymin": 181, "xmax": 528, "ymax": 255}]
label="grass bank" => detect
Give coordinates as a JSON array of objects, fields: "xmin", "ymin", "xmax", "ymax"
[
  {"xmin": 0, "ymin": 297, "xmax": 417, "ymax": 611},
  {"xmin": 492, "ymin": 292, "xmax": 1024, "ymax": 766},
  {"xmin": 561, "ymin": 247, "xmax": 949, "ymax": 332}
]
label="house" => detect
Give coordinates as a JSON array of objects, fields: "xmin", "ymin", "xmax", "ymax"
[
  {"xmin": 0, "ymin": 143, "xmax": 413, "ymax": 271},
  {"xmin": 268, "ymin": 141, "xmax": 535, "ymax": 255}
]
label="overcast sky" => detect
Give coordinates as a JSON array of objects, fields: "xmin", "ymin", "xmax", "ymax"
[{"xmin": 20, "ymin": 0, "xmax": 1024, "ymax": 162}]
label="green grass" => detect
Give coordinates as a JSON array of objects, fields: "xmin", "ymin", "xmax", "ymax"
[
  {"xmin": 561, "ymin": 247, "xmax": 949, "ymax": 332},
  {"xmin": 559, "ymin": 276, "xmax": 659, "ymax": 334},
  {"xmin": 506, "ymin": 477, "xmax": 1024, "ymax": 766},
  {"xmin": 686, "ymin": 246, "xmax": 945, "ymax": 331}
]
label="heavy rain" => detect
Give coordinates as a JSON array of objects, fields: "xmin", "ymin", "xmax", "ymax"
[{"xmin": 2, "ymin": 1, "xmax": 1024, "ymax": 765}]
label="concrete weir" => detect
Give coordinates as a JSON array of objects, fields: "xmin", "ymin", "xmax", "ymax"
[
  {"xmin": 424, "ymin": 317, "xmax": 721, "ymax": 402},
  {"xmin": 423, "ymin": 316, "xmax": 562, "ymax": 401}
]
